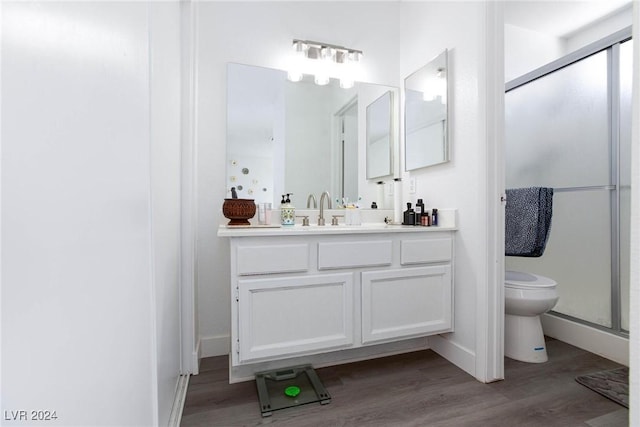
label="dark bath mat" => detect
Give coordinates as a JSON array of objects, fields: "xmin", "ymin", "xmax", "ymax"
[{"xmin": 576, "ymin": 367, "xmax": 629, "ymax": 408}]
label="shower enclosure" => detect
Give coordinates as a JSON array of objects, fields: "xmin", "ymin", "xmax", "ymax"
[{"xmin": 505, "ymin": 29, "xmax": 632, "ymax": 335}]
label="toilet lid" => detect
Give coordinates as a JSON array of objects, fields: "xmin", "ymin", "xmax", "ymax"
[{"xmin": 505, "ymin": 270, "xmax": 557, "ymax": 289}]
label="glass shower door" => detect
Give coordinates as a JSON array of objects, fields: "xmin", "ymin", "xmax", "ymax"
[
  {"xmin": 505, "ymin": 49, "xmax": 613, "ymax": 327},
  {"xmin": 505, "ymin": 37, "xmax": 632, "ymax": 333}
]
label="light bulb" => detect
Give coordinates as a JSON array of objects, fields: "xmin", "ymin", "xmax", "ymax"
[
  {"xmin": 340, "ymin": 50, "xmax": 362, "ymax": 89},
  {"xmin": 287, "ymin": 40, "xmax": 307, "ymax": 83},
  {"xmin": 314, "ymin": 46, "xmax": 333, "ymax": 86},
  {"xmin": 314, "ymin": 73, "xmax": 330, "ymax": 86},
  {"xmin": 340, "ymin": 78, "xmax": 354, "ymax": 89},
  {"xmin": 287, "ymin": 71, "xmax": 303, "ymax": 82}
]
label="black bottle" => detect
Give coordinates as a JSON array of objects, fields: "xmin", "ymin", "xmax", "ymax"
[
  {"xmin": 415, "ymin": 199, "xmax": 425, "ymax": 226},
  {"xmin": 432, "ymin": 208, "xmax": 438, "ymax": 226},
  {"xmin": 403, "ymin": 202, "xmax": 415, "ymax": 226}
]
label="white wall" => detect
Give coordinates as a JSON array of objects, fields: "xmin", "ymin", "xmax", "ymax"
[
  {"xmin": 565, "ymin": 4, "xmax": 633, "ymax": 53},
  {"xmin": 1, "ymin": 2, "xmax": 181, "ymax": 425},
  {"xmin": 505, "ymin": 5, "xmax": 633, "ymax": 82},
  {"xmin": 399, "ymin": 1, "xmax": 498, "ymax": 379},
  {"xmin": 195, "ymin": 1, "xmax": 400, "ymax": 357},
  {"xmin": 504, "ymin": 24, "xmax": 565, "ymax": 82}
]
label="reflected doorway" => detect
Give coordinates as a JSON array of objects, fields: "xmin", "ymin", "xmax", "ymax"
[{"xmin": 334, "ymin": 98, "xmax": 358, "ymax": 203}]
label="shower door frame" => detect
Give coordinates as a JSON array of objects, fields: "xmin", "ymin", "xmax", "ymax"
[{"xmin": 505, "ymin": 26, "xmax": 632, "ymax": 337}]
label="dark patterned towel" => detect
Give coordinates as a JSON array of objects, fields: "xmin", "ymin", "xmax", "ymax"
[{"xmin": 505, "ymin": 187, "xmax": 554, "ymax": 257}]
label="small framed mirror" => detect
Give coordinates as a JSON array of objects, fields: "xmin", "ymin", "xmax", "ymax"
[
  {"xmin": 404, "ymin": 49, "xmax": 448, "ymax": 170},
  {"xmin": 366, "ymin": 90, "xmax": 393, "ymax": 179}
]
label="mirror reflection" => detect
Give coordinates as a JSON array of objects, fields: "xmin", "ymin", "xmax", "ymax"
[
  {"xmin": 366, "ymin": 91, "xmax": 393, "ymax": 179},
  {"xmin": 227, "ymin": 63, "xmax": 398, "ymax": 206},
  {"xmin": 404, "ymin": 49, "xmax": 449, "ymax": 170}
]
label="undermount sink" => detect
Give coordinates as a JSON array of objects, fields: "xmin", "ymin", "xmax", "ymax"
[{"xmin": 294, "ymin": 222, "xmax": 399, "ymax": 230}]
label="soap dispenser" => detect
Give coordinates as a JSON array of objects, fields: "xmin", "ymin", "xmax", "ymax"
[{"xmin": 281, "ymin": 193, "xmax": 295, "ymax": 226}]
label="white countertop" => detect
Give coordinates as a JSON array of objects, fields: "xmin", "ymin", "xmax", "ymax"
[
  {"xmin": 217, "ymin": 223, "xmax": 457, "ymax": 237},
  {"xmin": 217, "ymin": 208, "xmax": 457, "ymax": 237}
]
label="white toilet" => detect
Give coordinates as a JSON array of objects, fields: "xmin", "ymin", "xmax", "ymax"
[{"xmin": 504, "ymin": 270, "xmax": 559, "ymax": 363}]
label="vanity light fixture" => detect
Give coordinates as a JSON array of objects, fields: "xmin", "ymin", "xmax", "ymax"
[{"xmin": 288, "ymin": 39, "xmax": 363, "ymax": 88}]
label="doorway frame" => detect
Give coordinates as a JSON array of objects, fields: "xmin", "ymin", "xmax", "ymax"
[{"xmin": 479, "ymin": 0, "xmax": 506, "ymax": 383}]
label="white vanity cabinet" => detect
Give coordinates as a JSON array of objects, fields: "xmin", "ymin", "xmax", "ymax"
[{"xmin": 221, "ymin": 226, "xmax": 455, "ymax": 381}]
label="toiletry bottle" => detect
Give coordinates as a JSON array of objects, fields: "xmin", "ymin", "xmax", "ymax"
[
  {"xmin": 415, "ymin": 199, "xmax": 425, "ymax": 226},
  {"xmin": 376, "ymin": 181, "xmax": 385, "ymax": 209},
  {"xmin": 393, "ymin": 178, "xmax": 402, "ymax": 224},
  {"xmin": 281, "ymin": 194, "xmax": 295, "ymax": 226},
  {"xmin": 403, "ymin": 202, "xmax": 415, "ymax": 226},
  {"xmin": 432, "ymin": 208, "xmax": 438, "ymax": 226},
  {"xmin": 371, "ymin": 202, "xmax": 378, "ymax": 209}
]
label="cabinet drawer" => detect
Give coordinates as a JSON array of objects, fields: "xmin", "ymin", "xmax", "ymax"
[
  {"xmin": 237, "ymin": 243, "xmax": 309, "ymax": 275},
  {"xmin": 400, "ymin": 238, "xmax": 451, "ymax": 265},
  {"xmin": 318, "ymin": 240, "xmax": 392, "ymax": 270}
]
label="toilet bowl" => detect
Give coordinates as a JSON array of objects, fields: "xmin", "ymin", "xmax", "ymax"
[{"xmin": 504, "ymin": 271, "xmax": 558, "ymax": 363}]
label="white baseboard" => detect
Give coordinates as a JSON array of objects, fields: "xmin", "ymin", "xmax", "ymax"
[
  {"xmin": 192, "ymin": 339, "xmax": 200, "ymax": 375},
  {"xmin": 428, "ymin": 334, "xmax": 476, "ymax": 378},
  {"xmin": 168, "ymin": 374, "xmax": 190, "ymax": 427},
  {"xmin": 541, "ymin": 313, "xmax": 629, "ymax": 366},
  {"xmin": 200, "ymin": 334, "xmax": 230, "ymax": 358}
]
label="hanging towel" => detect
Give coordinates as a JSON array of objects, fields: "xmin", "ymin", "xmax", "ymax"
[{"xmin": 505, "ymin": 187, "xmax": 554, "ymax": 257}]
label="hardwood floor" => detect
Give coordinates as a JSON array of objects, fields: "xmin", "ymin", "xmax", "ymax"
[{"xmin": 181, "ymin": 338, "xmax": 628, "ymax": 426}]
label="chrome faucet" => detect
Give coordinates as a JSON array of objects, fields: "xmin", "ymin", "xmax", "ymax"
[
  {"xmin": 318, "ymin": 191, "xmax": 332, "ymax": 225},
  {"xmin": 306, "ymin": 193, "xmax": 317, "ymax": 209}
]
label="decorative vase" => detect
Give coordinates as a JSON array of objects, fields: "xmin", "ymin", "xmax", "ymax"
[{"xmin": 222, "ymin": 198, "xmax": 256, "ymax": 226}]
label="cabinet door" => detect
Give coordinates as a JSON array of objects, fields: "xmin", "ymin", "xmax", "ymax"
[
  {"xmin": 237, "ymin": 273, "xmax": 354, "ymax": 363},
  {"xmin": 361, "ymin": 266, "xmax": 452, "ymax": 344}
]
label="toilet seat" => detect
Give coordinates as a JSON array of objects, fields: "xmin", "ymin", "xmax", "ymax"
[{"xmin": 505, "ymin": 271, "xmax": 556, "ymax": 290}]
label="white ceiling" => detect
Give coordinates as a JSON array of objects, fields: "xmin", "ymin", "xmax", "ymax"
[{"xmin": 504, "ymin": 0, "xmax": 632, "ymax": 38}]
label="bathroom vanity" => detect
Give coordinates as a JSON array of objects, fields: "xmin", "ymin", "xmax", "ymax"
[{"xmin": 218, "ymin": 220, "xmax": 456, "ymax": 382}]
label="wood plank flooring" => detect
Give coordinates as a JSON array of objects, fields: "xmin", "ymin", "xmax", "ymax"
[{"xmin": 181, "ymin": 338, "xmax": 628, "ymax": 426}]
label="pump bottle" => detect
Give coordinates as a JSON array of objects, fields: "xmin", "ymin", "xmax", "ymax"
[{"xmin": 280, "ymin": 193, "xmax": 295, "ymax": 226}]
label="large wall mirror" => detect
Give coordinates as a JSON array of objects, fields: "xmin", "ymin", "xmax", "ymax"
[
  {"xmin": 404, "ymin": 49, "xmax": 449, "ymax": 170},
  {"xmin": 227, "ymin": 63, "xmax": 398, "ymax": 206}
]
